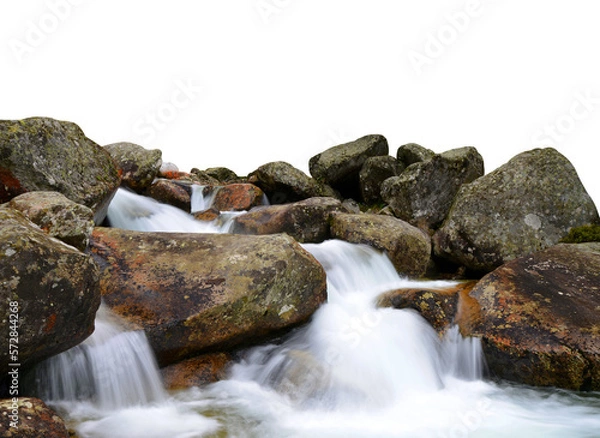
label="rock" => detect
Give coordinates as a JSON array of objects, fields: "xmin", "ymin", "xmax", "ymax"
[
  {"xmin": 146, "ymin": 179, "xmax": 191, "ymax": 212},
  {"xmin": 104, "ymin": 142, "xmax": 162, "ymax": 193},
  {"xmin": 193, "ymin": 208, "xmax": 220, "ymax": 222},
  {"xmin": 381, "ymin": 147, "xmax": 484, "ymax": 231},
  {"xmin": 460, "ymin": 243, "xmax": 600, "ymax": 390},
  {"xmin": 0, "ymin": 117, "xmax": 120, "ymax": 223},
  {"xmin": 211, "ymin": 184, "xmax": 265, "ymax": 211},
  {"xmin": 433, "ymin": 148, "xmax": 599, "ymax": 272},
  {"xmin": 232, "ymin": 197, "xmax": 348, "ymax": 243},
  {"xmin": 330, "ymin": 213, "xmax": 431, "ymax": 277},
  {"xmin": 204, "ymin": 167, "xmax": 239, "ymax": 183},
  {"xmin": 89, "ymin": 228, "xmax": 327, "ymax": 366},
  {"xmin": 158, "ymin": 162, "xmax": 179, "ymax": 177},
  {"xmin": 377, "ymin": 281, "xmax": 477, "ymax": 332},
  {"xmin": 0, "ymin": 209, "xmax": 100, "ymax": 378},
  {"xmin": 0, "ymin": 397, "xmax": 68, "ymax": 437},
  {"xmin": 248, "ymin": 161, "xmax": 331, "ymax": 204},
  {"xmin": 7, "ymin": 191, "xmax": 94, "ymax": 251},
  {"xmin": 161, "ymin": 352, "xmax": 231, "ymax": 390},
  {"xmin": 396, "ymin": 143, "xmax": 435, "ymax": 167},
  {"xmin": 309, "ymin": 135, "xmax": 389, "ymax": 199},
  {"xmin": 189, "ymin": 168, "xmax": 221, "ymax": 185},
  {"xmin": 359, "ymin": 155, "xmax": 399, "ymax": 205}
]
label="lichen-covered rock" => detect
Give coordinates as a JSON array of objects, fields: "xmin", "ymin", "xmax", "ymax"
[
  {"xmin": 359, "ymin": 155, "xmax": 400, "ymax": 205},
  {"xmin": 460, "ymin": 243, "xmax": 600, "ymax": 390},
  {"xmin": 7, "ymin": 191, "xmax": 94, "ymax": 251},
  {"xmin": 396, "ymin": 143, "xmax": 435, "ymax": 167},
  {"xmin": 89, "ymin": 228, "xmax": 327, "ymax": 366},
  {"xmin": 161, "ymin": 352, "xmax": 231, "ymax": 390},
  {"xmin": 210, "ymin": 184, "xmax": 265, "ymax": 211},
  {"xmin": 232, "ymin": 197, "xmax": 348, "ymax": 243},
  {"xmin": 146, "ymin": 179, "xmax": 192, "ymax": 212},
  {"xmin": 204, "ymin": 167, "xmax": 239, "ymax": 183},
  {"xmin": 0, "ymin": 209, "xmax": 100, "ymax": 378},
  {"xmin": 309, "ymin": 135, "xmax": 388, "ymax": 199},
  {"xmin": 433, "ymin": 148, "xmax": 599, "ymax": 272},
  {"xmin": 377, "ymin": 281, "xmax": 477, "ymax": 332},
  {"xmin": 104, "ymin": 142, "xmax": 162, "ymax": 193},
  {"xmin": 0, "ymin": 397, "xmax": 68, "ymax": 437},
  {"xmin": 330, "ymin": 213, "xmax": 431, "ymax": 277},
  {"xmin": 381, "ymin": 147, "xmax": 484, "ymax": 231},
  {"xmin": 248, "ymin": 161, "xmax": 333, "ymax": 204},
  {"xmin": 0, "ymin": 117, "xmax": 120, "ymax": 224}
]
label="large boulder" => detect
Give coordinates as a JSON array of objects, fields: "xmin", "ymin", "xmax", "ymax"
[
  {"xmin": 330, "ymin": 213, "xmax": 431, "ymax": 277},
  {"xmin": 433, "ymin": 148, "xmax": 599, "ymax": 272},
  {"xmin": 0, "ymin": 209, "xmax": 100, "ymax": 378},
  {"xmin": 359, "ymin": 155, "xmax": 400, "ymax": 205},
  {"xmin": 89, "ymin": 228, "xmax": 327, "ymax": 366},
  {"xmin": 104, "ymin": 142, "xmax": 162, "ymax": 193},
  {"xmin": 248, "ymin": 161, "xmax": 333, "ymax": 204},
  {"xmin": 0, "ymin": 397, "xmax": 69, "ymax": 437},
  {"xmin": 381, "ymin": 147, "xmax": 484, "ymax": 231},
  {"xmin": 7, "ymin": 191, "xmax": 95, "ymax": 251},
  {"xmin": 0, "ymin": 117, "xmax": 121, "ymax": 223},
  {"xmin": 309, "ymin": 135, "xmax": 388, "ymax": 200},
  {"xmin": 460, "ymin": 243, "xmax": 600, "ymax": 390},
  {"xmin": 232, "ymin": 197, "xmax": 348, "ymax": 243}
]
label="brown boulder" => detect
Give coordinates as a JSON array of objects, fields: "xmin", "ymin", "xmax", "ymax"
[
  {"xmin": 161, "ymin": 352, "xmax": 231, "ymax": 390},
  {"xmin": 232, "ymin": 197, "xmax": 348, "ymax": 243},
  {"xmin": 146, "ymin": 179, "xmax": 192, "ymax": 212},
  {"xmin": 377, "ymin": 281, "xmax": 477, "ymax": 332},
  {"xmin": 104, "ymin": 142, "xmax": 162, "ymax": 193},
  {"xmin": 89, "ymin": 228, "xmax": 327, "ymax": 366},
  {"xmin": 460, "ymin": 243, "xmax": 600, "ymax": 390},
  {"xmin": 211, "ymin": 184, "xmax": 265, "ymax": 211}
]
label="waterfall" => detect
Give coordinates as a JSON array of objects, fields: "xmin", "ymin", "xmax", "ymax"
[
  {"xmin": 40, "ymin": 189, "xmax": 600, "ymax": 437},
  {"xmin": 190, "ymin": 185, "xmax": 219, "ymax": 213},
  {"xmin": 30, "ymin": 304, "xmax": 166, "ymax": 410}
]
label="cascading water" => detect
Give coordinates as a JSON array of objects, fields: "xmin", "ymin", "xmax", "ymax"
[{"xmin": 37, "ymin": 189, "xmax": 600, "ymax": 437}]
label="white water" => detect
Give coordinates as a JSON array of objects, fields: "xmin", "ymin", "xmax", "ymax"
[{"xmin": 40, "ymin": 190, "xmax": 600, "ymax": 437}]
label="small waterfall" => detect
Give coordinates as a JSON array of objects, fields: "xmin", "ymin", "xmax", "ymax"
[
  {"xmin": 190, "ymin": 185, "xmax": 219, "ymax": 213},
  {"xmin": 31, "ymin": 304, "xmax": 166, "ymax": 410},
  {"xmin": 107, "ymin": 188, "xmax": 241, "ymax": 233},
  {"xmin": 226, "ymin": 240, "xmax": 484, "ymax": 410}
]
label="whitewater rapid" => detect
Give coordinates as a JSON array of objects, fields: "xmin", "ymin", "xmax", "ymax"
[{"xmin": 28, "ymin": 188, "xmax": 600, "ymax": 437}]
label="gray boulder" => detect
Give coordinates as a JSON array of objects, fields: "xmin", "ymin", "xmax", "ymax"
[
  {"xmin": 433, "ymin": 148, "xmax": 599, "ymax": 272},
  {"xmin": 359, "ymin": 155, "xmax": 400, "ymax": 205},
  {"xmin": 381, "ymin": 147, "xmax": 484, "ymax": 231},
  {"xmin": 309, "ymin": 135, "xmax": 388, "ymax": 200},
  {"xmin": 330, "ymin": 213, "xmax": 431, "ymax": 277},
  {"xmin": 104, "ymin": 142, "xmax": 162, "ymax": 193},
  {"xmin": 0, "ymin": 117, "xmax": 121, "ymax": 223},
  {"xmin": 0, "ymin": 209, "xmax": 100, "ymax": 377},
  {"xmin": 248, "ymin": 161, "xmax": 334, "ymax": 204},
  {"xmin": 396, "ymin": 143, "xmax": 435, "ymax": 167},
  {"xmin": 7, "ymin": 191, "xmax": 94, "ymax": 251}
]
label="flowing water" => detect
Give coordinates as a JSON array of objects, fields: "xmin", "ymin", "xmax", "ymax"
[{"xmin": 31, "ymin": 189, "xmax": 600, "ymax": 437}]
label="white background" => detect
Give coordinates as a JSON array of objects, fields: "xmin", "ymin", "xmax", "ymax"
[{"xmin": 2, "ymin": 0, "xmax": 599, "ymax": 204}]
